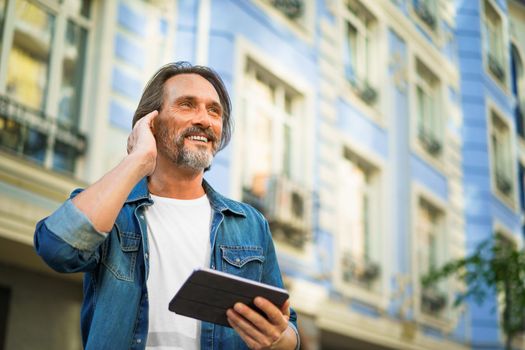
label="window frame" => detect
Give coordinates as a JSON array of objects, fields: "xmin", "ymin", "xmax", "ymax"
[
  {"xmin": 250, "ymin": 0, "xmax": 315, "ymax": 43},
  {"xmin": 409, "ymin": 0, "xmax": 442, "ymax": 43},
  {"xmin": 492, "ymin": 222, "xmax": 525, "ymax": 348},
  {"xmin": 488, "ymin": 101, "xmax": 518, "ymax": 209},
  {"xmin": 415, "ymin": 59, "xmax": 442, "ymax": 158},
  {"xmin": 340, "ymin": 0, "xmax": 379, "ymax": 108},
  {"xmin": 511, "ymin": 42, "xmax": 525, "ymax": 140},
  {"xmin": 411, "ymin": 184, "xmax": 455, "ymax": 330},
  {"xmin": 333, "ymin": 140, "xmax": 387, "ymax": 309},
  {"xmin": 481, "ymin": 0, "xmax": 509, "ymax": 89},
  {"xmin": 0, "ymin": 0, "xmax": 95, "ymax": 175},
  {"xmin": 411, "ymin": 55, "xmax": 446, "ymax": 172},
  {"xmin": 231, "ymin": 39, "xmax": 315, "ymax": 257},
  {"xmin": 241, "ymin": 59, "xmax": 304, "ymax": 187}
]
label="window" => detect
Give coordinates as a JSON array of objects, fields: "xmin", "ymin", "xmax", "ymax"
[
  {"xmin": 258, "ymin": 0, "xmax": 309, "ymax": 29},
  {"xmin": 264, "ymin": 0, "xmax": 303, "ymax": 21},
  {"xmin": 338, "ymin": 148, "xmax": 380, "ymax": 289},
  {"xmin": 0, "ymin": 0, "xmax": 91, "ymax": 173},
  {"xmin": 0, "ymin": 0, "xmax": 6, "ymax": 54},
  {"xmin": 416, "ymin": 59, "xmax": 442, "ymax": 157},
  {"xmin": 0, "ymin": 285, "xmax": 11, "ymax": 350},
  {"xmin": 240, "ymin": 59, "xmax": 310, "ymax": 249},
  {"xmin": 493, "ymin": 231, "xmax": 525, "ymax": 341},
  {"xmin": 412, "ymin": 0, "xmax": 438, "ymax": 31},
  {"xmin": 343, "ymin": 0, "xmax": 378, "ymax": 105},
  {"xmin": 511, "ymin": 45, "xmax": 524, "ymax": 139},
  {"xmin": 519, "ymin": 163, "xmax": 525, "ymax": 212},
  {"xmin": 483, "ymin": 0, "xmax": 506, "ymax": 83},
  {"xmin": 490, "ymin": 111, "xmax": 514, "ymax": 199},
  {"xmin": 417, "ymin": 198, "xmax": 447, "ymax": 316}
]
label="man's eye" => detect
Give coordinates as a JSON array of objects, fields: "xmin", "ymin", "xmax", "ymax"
[{"xmin": 208, "ymin": 107, "xmax": 221, "ymax": 116}]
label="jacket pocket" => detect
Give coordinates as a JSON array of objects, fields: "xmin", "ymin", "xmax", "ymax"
[
  {"xmin": 101, "ymin": 225, "xmax": 140, "ymax": 282},
  {"xmin": 220, "ymin": 245, "xmax": 265, "ymax": 282}
]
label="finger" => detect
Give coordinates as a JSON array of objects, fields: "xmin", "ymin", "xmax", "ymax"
[
  {"xmin": 280, "ymin": 299, "xmax": 290, "ymax": 321},
  {"xmin": 133, "ymin": 110, "xmax": 158, "ymax": 132},
  {"xmin": 143, "ymin": 110, "xmax": 158, "ymax": 127},
  {"xmin": 227, "ymin": 309, "xmax": 266, "ymax": 348},
  {"xmin": 228, "ymin": 321, "xmax": 258, "ymax": 349},
  {"xmin": 254, "ymin": 297, "xmax": 288, "ymax": 328},
  {"xmin": 233, "ymin": 303, "xmax": 283, "ymax": 343}
]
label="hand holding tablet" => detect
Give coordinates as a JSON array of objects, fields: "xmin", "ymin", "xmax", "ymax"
[{"xmin": 169, "ymin": 268, "xmax": 289, "ymax": 327}]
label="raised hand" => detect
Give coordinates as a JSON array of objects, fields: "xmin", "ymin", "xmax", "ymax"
[{"xmin": 127, "ymin": 110, "xmax": 158, "ymax": 177}]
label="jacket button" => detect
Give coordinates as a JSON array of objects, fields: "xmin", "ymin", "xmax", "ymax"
[
  {"xmin": 136, "ymin": 339, "xmax": 142, "ymax": 344},
  {"xmin": 235, "ymin": 258, "xmax": 241, "ymax": 263}
]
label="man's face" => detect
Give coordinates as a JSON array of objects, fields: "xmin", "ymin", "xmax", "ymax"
[{"xmin": 154, "ymin": 73, "xmax": 223, "ymax": 170}]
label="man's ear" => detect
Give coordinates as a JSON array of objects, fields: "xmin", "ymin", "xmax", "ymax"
[{"xmin": 151, "ymin": 113, "xmax": 157, "ymax": 137}]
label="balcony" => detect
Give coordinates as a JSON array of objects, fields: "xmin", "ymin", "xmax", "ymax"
[
  {"xmin": 269, "ymin": 0, "xmax": 303, "ymax": 20},
  {"xmin": 342, "ymin": 253, "xmax": 381, "ymax": 286},
  {"xmin": 413, "ymin": 0, "xmax": 437, "ymax": 30},
  {"xmin": 418, "ymin": 130, "xmax": 442, "ymax": 156},
  {"xmin": 421, "ymin": 287, "xmax": 447, "ymax": 315},
  {"xmin": 345, "ymin": 68, "xmax": 378, "ymax": 105},
  {"xmin": 0, "ymin": 94, "xmax": 86, "ymax": 173}
]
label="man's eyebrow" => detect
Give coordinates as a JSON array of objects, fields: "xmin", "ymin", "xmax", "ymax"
[
  {"xmin": 174, "ymin": 95, "xmax": 222, "ymax": 109},
  {"xmin": 174, "ymin": 95, "xmax": 197, "ymax": 104}
]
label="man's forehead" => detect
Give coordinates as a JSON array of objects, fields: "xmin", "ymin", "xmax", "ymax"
[{"xmin": 165, "ymin": 73, "xmax": 220, "ymax": 101}]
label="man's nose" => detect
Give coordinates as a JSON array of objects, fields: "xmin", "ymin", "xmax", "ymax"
[{"xmin": 192, "ymin": 104, "xmax": 211, "ymax": 128}]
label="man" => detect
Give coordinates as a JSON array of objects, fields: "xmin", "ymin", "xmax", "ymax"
[{"xmin": 34, "ymin": 62, "xmax": 299, "ymax": 350}]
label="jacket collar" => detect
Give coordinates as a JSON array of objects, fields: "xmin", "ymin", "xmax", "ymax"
[{"xmin": 125, "ymin": 177, "xmax": 246, "ymax": 217}]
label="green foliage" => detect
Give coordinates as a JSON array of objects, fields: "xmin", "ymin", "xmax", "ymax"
[{"xmin": 422, "ymin": 234, "xmax": 525, "ymax": 346}]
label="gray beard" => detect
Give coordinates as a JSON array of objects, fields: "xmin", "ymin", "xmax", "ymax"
[
  {"xmin": 175, "ymin": 145, "xmax": 213, "ymax": 170},
  {"xmin": 156, "ymin": 124, "xmax": 218, "ymax": 171}
]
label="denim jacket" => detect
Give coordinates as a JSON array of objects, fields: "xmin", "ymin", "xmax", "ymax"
[{"xmin": 34, "ymin": 179, "xmax": 299, "ymax": 350}]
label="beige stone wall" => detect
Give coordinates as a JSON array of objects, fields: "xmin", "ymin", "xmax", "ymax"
[{"xmin": 0, "ymin": 264, "xmax": 82, "ymax": 350}]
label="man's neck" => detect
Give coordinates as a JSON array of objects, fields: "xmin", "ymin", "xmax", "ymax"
[{"xmin": 147, "ymin": 156, "xmax": 206, "ymax": 199}]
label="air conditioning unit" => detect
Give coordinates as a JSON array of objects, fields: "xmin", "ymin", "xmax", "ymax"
[{"xmin": 264, "ymin": 175, "xmax": 311, "ymax": 248}]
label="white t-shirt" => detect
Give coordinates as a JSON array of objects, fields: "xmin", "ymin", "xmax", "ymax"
[{"xmin": 145, "ymin": 194, "xmax": 211, "ymax": 350}]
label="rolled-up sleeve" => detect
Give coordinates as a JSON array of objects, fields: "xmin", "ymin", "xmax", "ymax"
[{"xmin": 34, "ymin": 199, "xmax": 107, "ymax": 273}]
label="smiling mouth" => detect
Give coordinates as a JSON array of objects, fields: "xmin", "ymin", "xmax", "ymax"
[{"xmin": 186, "ymin": 135, "xmax": 209, "ymax": 143}]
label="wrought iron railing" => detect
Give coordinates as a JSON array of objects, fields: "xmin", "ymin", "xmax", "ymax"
[
  {"xmin": 418, "ymin": 129, "xmax": 442, "ymax": 156},
  {"xmin": 342, "ymin": 253, "xmax": 381, "ymax": 286},
  {"xmin": 413, "ymin": 0, "xmax": 437, "ymax": 30},
  {"xmin": 0, "ymin": 94, "xmax": 87, "ymax": 172},
  {"xmin": 421, "ymin": 287, "xmax": 447, "ymax": 315},
  {"xmin": 345, "ymin": 66, "xmax": 379, "ymax": 105},
  {"xmin": 270, "ymin": 0, "xmax": 303, "ymax": 20}
]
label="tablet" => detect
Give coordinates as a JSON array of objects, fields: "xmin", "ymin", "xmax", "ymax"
[{"xmin": 168, "ymin": 268, "xmax": 289, "ymax": 328}]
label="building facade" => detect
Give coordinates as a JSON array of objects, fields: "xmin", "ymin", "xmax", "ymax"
[{"xmin": 0, "ymin": 0, "xmax": 524, "ymax": 349}]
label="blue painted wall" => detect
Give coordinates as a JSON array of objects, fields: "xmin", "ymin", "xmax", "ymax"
[{"xmin": 106, "ymin": 0, "xmax": 525, "ymax": 348}]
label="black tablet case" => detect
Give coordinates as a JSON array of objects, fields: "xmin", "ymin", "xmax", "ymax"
[{"xmin": 168, "ymin": 268, "xmax": 289, "ymax": 327}]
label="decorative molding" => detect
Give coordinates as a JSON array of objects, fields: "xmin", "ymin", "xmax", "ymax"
[{"xmin": 0, "ymin": 152, "xmax": 85, "ymax": 203}]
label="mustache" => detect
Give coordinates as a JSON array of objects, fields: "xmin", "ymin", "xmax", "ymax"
[{"xmin": 180, "ymin": 126, "xmax": 218, "ymax": 143}]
